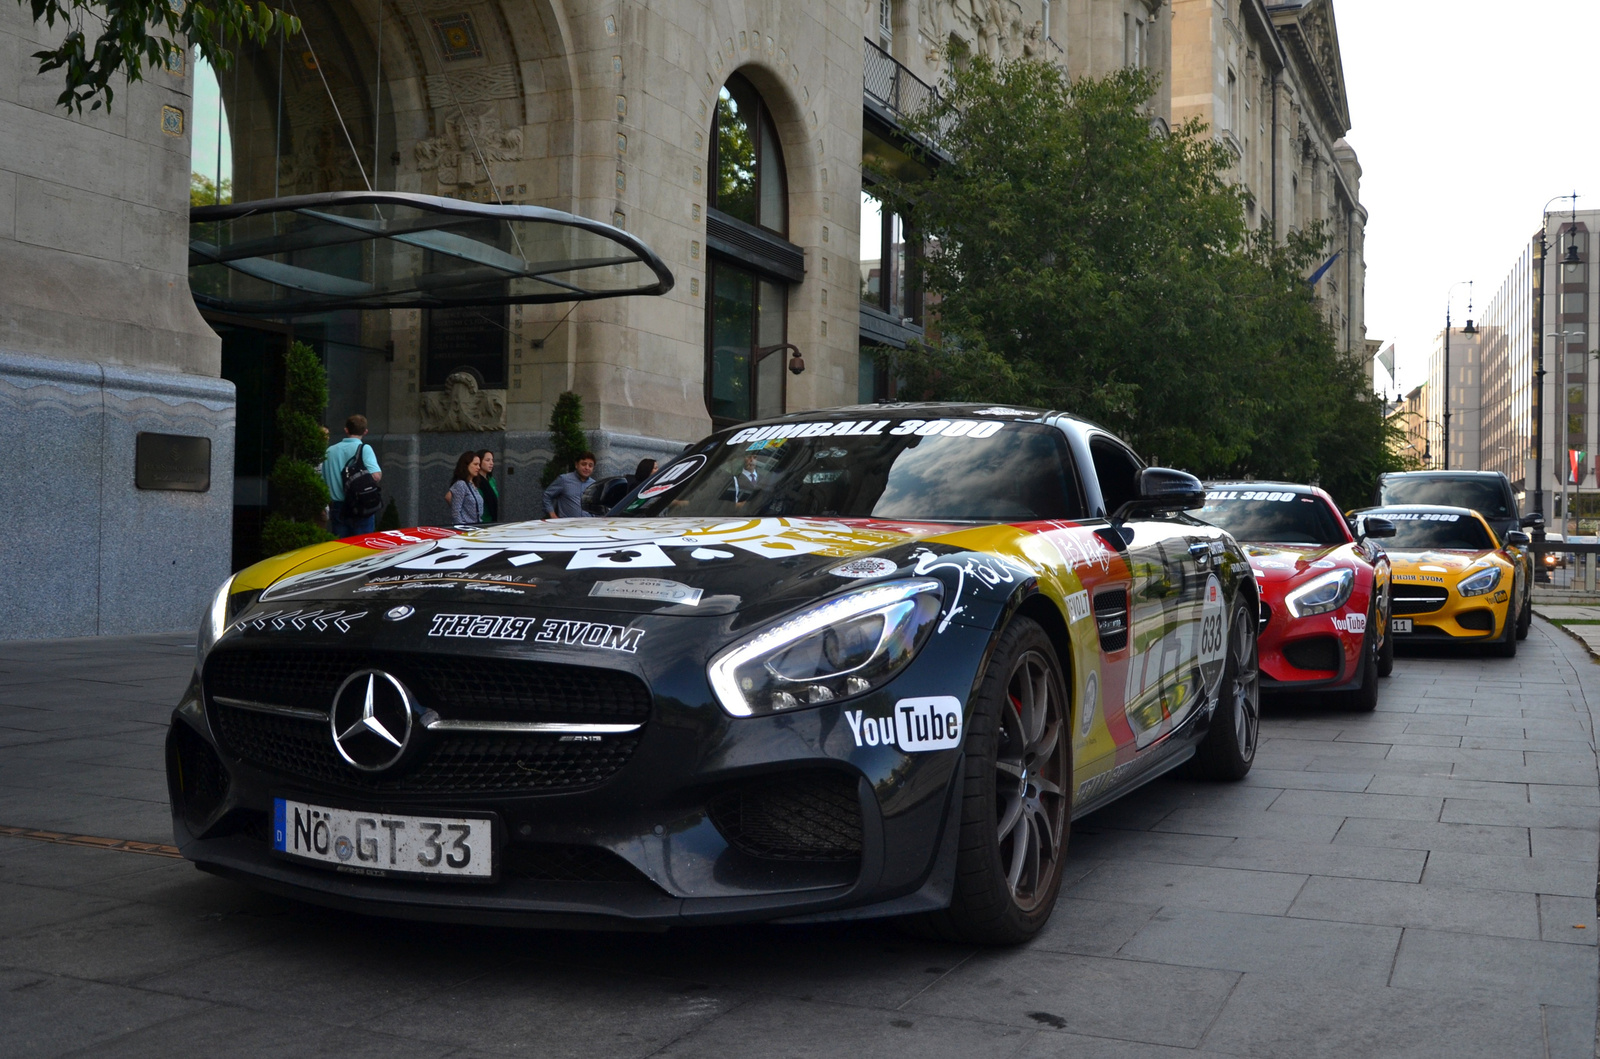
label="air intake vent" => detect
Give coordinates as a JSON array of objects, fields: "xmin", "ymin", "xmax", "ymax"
[
  {"xmin": 1282, "ymin": 636, "xmax": 1342, "ymax": 673},
  {"xmin": 1093, "ymin": 589, "xmax": 1130, "ymax": 652}
]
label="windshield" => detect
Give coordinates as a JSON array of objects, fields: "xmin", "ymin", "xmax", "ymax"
[
  {"xmin": 1195, "ymin": 489, "xmax": 1347, "ymax": 545},
  {"xmin": 1376, "ymin": 511, "xmax": 1495, "ymax": 550},
  {"xmin": 621, "ymin": 417, "xmax": 1084, "ymax": 521},
  {"xmin": 1378, "ymin": 476, "xmax": 1512, "ymax": 520}
]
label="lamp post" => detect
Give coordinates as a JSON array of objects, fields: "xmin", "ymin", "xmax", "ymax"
[
  {"xmin": 1537, "ymin": 192, "xmax": 1582, "ymax": 533},
  {"xmin": 1552, "ymin": 326, "xmax": 1588, "ymax": 538},
  {"xmin": 1443, "ymin": 281, "xmax": 1476, "ymax": 470}
]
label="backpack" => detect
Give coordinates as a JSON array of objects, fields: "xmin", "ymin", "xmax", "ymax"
[{"xmin": 341, "ymin": 442, "xmax": 383, "ymax": 518}]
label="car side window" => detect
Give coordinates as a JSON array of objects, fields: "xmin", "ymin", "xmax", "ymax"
[{"xmin": 1089, "ymin": 436, "xmax": 1142, "ymax": 517}]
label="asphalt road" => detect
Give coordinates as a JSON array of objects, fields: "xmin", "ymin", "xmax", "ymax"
[{"xmin": 2, "ymin": 621, "xmax": 1597, "ymax": 1058}]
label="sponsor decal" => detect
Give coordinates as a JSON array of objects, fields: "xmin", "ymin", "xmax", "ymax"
[
  {"xmin": 1331, "ymin": 613, "xmax": 1367, "ymax": 634},
  {"xmin": 588, "ymin": 578, "xmax": 704, "ymax": 606},
  {"xmin": 1065, "ymin": 590, "xmax": 1091, "ymax": 623},
  {"xmin": 242, "ymin": 608, "xmax": 367, "ymax": 633},
  {"xmin": 970, "ymin": 406, "xmax": 1033, "ymax": 416},
  {"xmin": 345, "ymin": 527, "xmax": 462, "ymax": 550},
  {"xmin": 723, "ymin": 419, "xmax": 1005, "ymax": 446},
  {"xmin": 1032, "ymin": 523, "xmax": 1115, "ymax": 574},
  {"xmin": 1076, "ymin": 756, "xmax": 1145, "ymax": 802},
  {"xmin": 428, "ymin": 614, "xmax": 537, "ymax": 641},
  {"xmin": 1492, "ymin": 589, "xmax": 1509, "ymax": 603},
  {"xmin": 1208, "ymin": 540, "xmax": 1227, "ymax": 556},
  {"xmin": 1311, "ymin": 559, "xmax": 1336, "ymax": 569},
  {"xmin": 1420, "ymin": 564, "xmax": 1448, "ymax": 572},
  {"xmin": 385, "ymin": 605, "xmax": 415, "ymax": 621},
  {"xmin": 1397, "ymin": 575, "xmax": 1444, "ymax": 584},
  {"xmin": 425, "ymin": 614, "xmax": 646, "ymax": 652},
  {"xmin": 1206, "ymin": 490, "xmax": 1296, "ymax": 502},
  {"xmin": 638, "ymin": 454, "xmax": 707, "ymax": 499},
  {"xmin": 844, "ymin": 696, "xmax": 963, "ymax": 752},
  {"xmin": 910, "ymin": 547, "xmax": 1031, "ymax": 632},
  {"xmin": 1080, "ymin": 671, "xmax": 1099, "ymax": 736},
  {"xmin": 355, "ymin": 572, "xmax": 535, "ymax": 595},
  {"xmin": 1258, "ymin": 561, "xmax": 1290, "ymax": 570},
  {"xmin": 1384, "ymin": 512, "xmax": 1460, "ymax": 522},
  {"xmin": 830, "ymin": 557, "xmax": 899, "ymax": 579},
  {"xmin": 533, "ymin": 619, "xmax": 645, "ymax": 653}
]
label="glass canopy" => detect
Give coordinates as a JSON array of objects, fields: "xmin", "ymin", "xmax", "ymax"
[{"xmin": 189, "ymin": 192, "xmax": 674, "ymax": 315}]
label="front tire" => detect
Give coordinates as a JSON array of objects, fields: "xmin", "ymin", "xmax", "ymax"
[
  {"xmin": 911, "ymin": 617, "xmax": 1070, "ymax": 945},
  {"xmin": 1485, "ymin": 604, "xmax": 1518, "ymax": 658},
  {"xmin": 1515, "ymin": 578, "xmax": 1532, "ymax": 640},
  {"xmin": 1191, "ymin": 601, "xmax": 1260, "ymax": 780},
  {"xmin": 1376, "ymin": 584, "xmax": 1395, "ymax": 677}
]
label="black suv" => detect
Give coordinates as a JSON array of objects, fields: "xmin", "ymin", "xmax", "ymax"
[{"xmin": 1374, "ymin": 470, "xmax": 1542, "ymax": 634}]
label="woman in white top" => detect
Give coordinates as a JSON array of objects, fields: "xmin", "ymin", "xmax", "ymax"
[{"xmin": 447, "ymin": 451, "xmax": 485, "ymax": 524}]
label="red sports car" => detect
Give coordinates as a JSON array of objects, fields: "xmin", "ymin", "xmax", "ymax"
[{"xmin": 1197, "ymin": 483, "xmax": 1394, "ymax": 709}]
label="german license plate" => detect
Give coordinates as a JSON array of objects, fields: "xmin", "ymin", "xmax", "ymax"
[
  {"xmin": 1391, "ymin": 618, "xmax": 1413, "ymax": 634},
  {"xmin": 272, "ymin": 798, "xmax": 493, "ymax": 878}
]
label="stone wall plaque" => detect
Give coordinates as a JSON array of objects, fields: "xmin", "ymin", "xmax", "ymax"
[
  {"xmin": 424, "ymin": 304, "xmax": 508, "ymax": 389},
  {"xmin": 136, "ymin": 432, "xmax": 211, "ymax": 491}
]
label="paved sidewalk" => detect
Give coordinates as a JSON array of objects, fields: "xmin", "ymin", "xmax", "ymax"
[{"xmin": 0, "ymin": 623, "xmax": 1597, "ymax": 1057}]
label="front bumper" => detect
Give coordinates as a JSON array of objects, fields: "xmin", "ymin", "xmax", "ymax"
[
  {"xmin": 165, "ymin": 624, "xmax": 987, "ymax": 928},
  {"xmin": 1256, "ymin": 601, "xmax": 1366, "ymax": 692}
]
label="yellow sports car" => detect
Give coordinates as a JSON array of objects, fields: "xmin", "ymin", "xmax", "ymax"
[{"xmin": 1356, "ymin": 505, "xmax": 1531, "ymax": 657}]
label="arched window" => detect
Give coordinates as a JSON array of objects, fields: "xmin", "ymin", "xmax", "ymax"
[
  {"xmin": 709, "ymin": 73, "xmax": 787, "ymax": 235},
  {"xmin": 705, "ymin": 73, "xmax": 797, "ymax": 427}
]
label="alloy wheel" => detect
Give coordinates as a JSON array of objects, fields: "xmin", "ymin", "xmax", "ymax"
[
  {"xmin": 1229, "ymin": 614, "xmax": 1261, "ymax": 759},
  {"xmin": 996, "ymin": 650, "xmax": 1068, "ymax": 913}
]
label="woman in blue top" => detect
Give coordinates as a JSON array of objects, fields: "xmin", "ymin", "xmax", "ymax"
[{"xmin": 447, "ymin": 451, "xmax": 485, "ymax": 525}]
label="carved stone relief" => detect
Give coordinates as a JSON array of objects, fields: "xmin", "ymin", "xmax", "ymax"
[
  {"xmin": 424, "ymin": 63, "xmax": 520, "ymax": 106},
  {"xmin": 414, "ymin": 107, "xmax": 524, "ymax": 189},
  {"xmin": 942, "ymin": 0, "xmax": 1040, "ymax": 62},
  {"xmin": 421, "ymin": 371, "xmax": 507, "ymax": 432}
]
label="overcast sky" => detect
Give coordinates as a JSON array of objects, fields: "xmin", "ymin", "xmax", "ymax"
[{"xmin": 1338, "ymin": 0, "xmax": 1600, "ymax": 397}]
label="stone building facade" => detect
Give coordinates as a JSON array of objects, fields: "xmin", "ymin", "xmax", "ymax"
[
  {"xmin": 1169, "ymin": 0, "xmax": 1365, "ymax": 353},
  {"xmin": 1425, "ymin": 325, "xmax": 1481, "ymax": 472},
  {"xmin": 0, "ymin": 0, "xmax": 1360, "ymax": 639}
]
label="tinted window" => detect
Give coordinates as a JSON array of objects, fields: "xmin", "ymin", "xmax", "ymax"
[
  {"xmin": 1196, "ymin": 489, "xmax": 1347, "ymax": 544},
  {"xmin": 1378, "ymin": 477, "xmax": 1512, "ymax": 519},
  {"xmin": 1090, "ymin": 437, "xmax": 1142, "ymax": 516},
  {"xmin": 624, "ymin": 418, "xmax": 1084, "ymax": 521},
  {"xmin": 1376, "ymin": 511, "xmax": 1495, "ymax": 550}
]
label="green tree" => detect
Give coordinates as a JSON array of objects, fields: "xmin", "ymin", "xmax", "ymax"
[
  {"xmin": 541, "ymin": 391, "xmax": 592, "ymax": 488},
  {"xmin": 261, "ymin": 340, "xmax": 332, "ymax": 555},
  {"xmin": 875, "ymin": 58, "xmax": 1401, "ymax": 505},
  {"xmin": 16, "ymin": 0, "xmax": 298, "ymax": 113},
  {"xmin": 190, "ymin": 171, "xmax": 231, "ymax": 207}
]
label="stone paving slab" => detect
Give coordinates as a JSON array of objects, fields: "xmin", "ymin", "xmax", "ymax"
[{"xmin": 0, "ymin": 622, "xmax": 1597, "ymax": 1057}]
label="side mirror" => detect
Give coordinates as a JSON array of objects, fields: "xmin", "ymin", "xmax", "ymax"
[
  {"xmin": 1360, "ymin": 516, "xmax": 1396, "ymax": 540},
  {"xmin": 1113, "ymin": 467, "xmax": 1205, "ymax": 521},
  {"xmin": 1519, "ymin": 513, "xmax": 1545, "ymax": 529},
  {"xmin": 1505, "ymin": 530, "xmax": 1531, "ymax": 548}
]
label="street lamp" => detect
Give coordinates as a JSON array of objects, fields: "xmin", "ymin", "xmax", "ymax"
[
  {"xmin": 1536, "ymin": 192, "xmax": 1582, "ymax": 532},
  {"xmin": 1443, "ymin": 281, "xmax": 1476, "ymax": 471},
  {"xmin": 1552, "ymin": 326, "xmax": 1588, "ymax": 538}
]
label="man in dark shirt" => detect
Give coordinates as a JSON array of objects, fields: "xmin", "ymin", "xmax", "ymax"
[{"xmin": 543, "ymin": 451, "xmax": 597, "ymax": 519}]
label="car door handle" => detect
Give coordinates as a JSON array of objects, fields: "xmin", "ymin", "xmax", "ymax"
[{"xmin": 1188, "ymin": 543, "xmax": 1211, "ymax": 564}]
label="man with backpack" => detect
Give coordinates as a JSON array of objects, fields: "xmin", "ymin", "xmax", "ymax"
[{"xmin": 323, "ymin": 414, "xmax": 384, "ymax": 538}]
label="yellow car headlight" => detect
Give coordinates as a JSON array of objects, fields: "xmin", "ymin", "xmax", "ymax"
[{"xmin": 1457, "ymin": 566, "xmax": 1502, "ymax": 598}]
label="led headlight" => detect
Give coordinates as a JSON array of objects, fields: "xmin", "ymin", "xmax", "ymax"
[
  {"xmin": 1457, "ymin": 565, "xmax": 1502, "ymax": 597},
  {"xmin": 708, "ymin": 578, "xmax": 943, "ymax": 717},
  {"xmin": 1284, "ymin": 568, "xmax": 1354, "ymax": 618},
  {"xmin": 196, "ymin": 574, "xmax": 239, "ymax": 665}
]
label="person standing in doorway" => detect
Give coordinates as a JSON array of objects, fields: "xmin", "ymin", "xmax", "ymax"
[
  {"xmin": 324, "ymin": 415, "xmax": 383, "ymax": 537},
  {"xmin": 476, "ymin": 449, "xmax": 501, "ymax": 523},
  {"xmin": 447, "ymin": 451, "xmax": 485, "ymax": 525},
  {"xmin": 543, "ymin": 451, "xmax": 597, "ymax": 519}
]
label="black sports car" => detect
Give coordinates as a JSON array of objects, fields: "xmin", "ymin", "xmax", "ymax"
[{"xmin": 167, "ymin": 404, "xmax": 1261, "ymax": 943}]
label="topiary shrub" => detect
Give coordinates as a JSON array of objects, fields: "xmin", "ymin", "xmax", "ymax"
[
  {"xmin": 541, "ymin": 390, "xmax": 593, "ymax": 486},
  {"xmin": 262, "ymin": 340, "xmax": 333, "ymax": 555}
]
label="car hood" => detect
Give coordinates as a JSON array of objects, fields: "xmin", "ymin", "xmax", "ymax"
[
  {"xmin": 1239, "ymin": 543, "xmax": 1354, "ymax": 585},
  {"xmin": 1387, "ymin": 548, "xmax": 1506, "ymax": 578},
  {"xmin": 243, "ymin": 516, "xmax": 976, "ymax": 620}
]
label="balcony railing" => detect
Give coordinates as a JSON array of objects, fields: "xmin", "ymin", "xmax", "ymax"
[{"xmin": 863, "ymin": 39, "xmax": 955, "ymax": 145}]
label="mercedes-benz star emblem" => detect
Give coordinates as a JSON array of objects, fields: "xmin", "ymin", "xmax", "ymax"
[
  {"xmin": 385, "ymin": 605, "xmax": 414, "ymax": 621},
  {"xmin": 330, "ymin": 670, "xmax": 414, "ymax": 771}
]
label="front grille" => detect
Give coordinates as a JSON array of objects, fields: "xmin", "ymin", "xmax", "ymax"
[
  {"xmin": 1456, "ymin": 608, "xmax": 1495, "ymax": 631},
  {"xmin": 502, "ymin": 843, "xmax": 657, "ymax": 885},
  {"xmin": 708, "ymin": 771, "xmax": 863, "ymax": 861},
  {"xmin": 205, "ymin": 648, "xmax": 651, "ymax": 723},
  {"xmin": 1093, "ymin": 590, "xmax": 1130, "ymax": 652},
  {"xmin": 210, "ymin": 702, "xmax": 642, "ymax": 795},
  {"xmin": 1282, "ymin": 636, "xmax": 1342, "ymax": 673},
  {"xmin": 1392, "ymin": 586, "xmax": 1449, "ymax": 615},
  {"xmin": 169, "ymin": 722, "xmax": 230, "ymax": 827}
]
